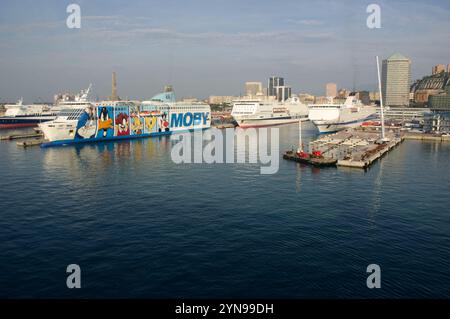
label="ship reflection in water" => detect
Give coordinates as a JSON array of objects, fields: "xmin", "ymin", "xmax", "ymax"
[
  {"xmin": 0, "ymin": 122, "xmax": 450, "ymax": 298},
  {"xmin": 42, "ymin": 136, "xmax": 172, "ymax": 176}
]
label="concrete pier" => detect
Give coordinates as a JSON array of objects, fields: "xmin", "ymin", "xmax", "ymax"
[
  {"xmin": 309, "ymin": 129, "xmax": 403, "ymax": 169},
  {"xmin": 1, "ymin": 133, "xmax": 43, "ymax": 141},
  {"xmin": 16, "ymin": 139, "xmax": 45, "ymax": 147},
  {"xmin": 403, "ymin": 132, "xmax": 450, "ymax": 142}
]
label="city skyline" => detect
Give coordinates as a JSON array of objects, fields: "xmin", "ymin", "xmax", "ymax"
[{"xmin": 1, "ymin": 0, "xmax": 450, "ymax": 102}]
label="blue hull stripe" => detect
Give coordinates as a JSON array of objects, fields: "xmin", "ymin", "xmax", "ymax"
[{"xmin": 41, "ymin": 128, "xmax": 208, "ymax": 148}]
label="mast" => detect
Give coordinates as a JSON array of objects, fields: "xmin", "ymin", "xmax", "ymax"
[
  {"xmin": 376, "ymin": 56, "xmax": 386, "ymax": 141},
  {"xmin": 298, "ymin": 119, "xmax": 302, "ymax": 152}
]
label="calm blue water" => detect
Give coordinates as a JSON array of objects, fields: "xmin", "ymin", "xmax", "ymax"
[{"xmin": 0, "ymin": 123, "xmax": 449, "ymax": 298}]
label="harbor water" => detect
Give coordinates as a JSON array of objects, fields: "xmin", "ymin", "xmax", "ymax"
[{"xmin": 0, "ymin": 122, "xmax": 449, "ymax": 298}]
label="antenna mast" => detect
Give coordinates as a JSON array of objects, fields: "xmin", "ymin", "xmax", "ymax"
[{"xmin": 376, "ymin": 56, "xmax": 386, "ymax": 141}]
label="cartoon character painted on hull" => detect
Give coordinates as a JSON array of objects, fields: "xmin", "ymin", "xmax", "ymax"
[
  {"xmin": 144, "ymin": 116, "xmax": 157, "ymax": 133},
  {"xmin": 97, "ymin": 106, "xmax": 114, "ymax": 138},
  {"xmin": 75, "ymin": 106, "xmax": 96, "ymax": 139},
  {"xmin": 130, "ymin": 112, "xmax": 143, "ymax": 135},
  {"xmin": 158, "ymin": 112, "xmax": 170, "ymax": 132},
  {"xmin": 115, "ymin": 112, "xmax": 130, "ymax": 136}
]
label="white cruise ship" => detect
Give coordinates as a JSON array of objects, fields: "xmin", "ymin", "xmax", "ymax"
[
  {"xmin": 0, "ymin": 98, "xmax": 56, "ymax": 129},
  {"xmin": 231, "ymin": 95, "xmax": 309, "ymax": 128},
  {"xmin": 308, "ymin": 94, "xmax": 378, "ymax": 134}
]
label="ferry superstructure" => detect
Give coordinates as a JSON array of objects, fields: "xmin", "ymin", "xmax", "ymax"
[
  {"xmin": 39, "ymin": 88, "xmax": 211, "ymax": 147},
  {"xmin": 52, "ymin": 84, "xmax": 94, "ymax": 112},
  {"xmin": 308, "ymin": 94, "xmax": 377, "ymax": 134},
  {"xmin": 231, "ymin": 95, "xmax": 309, "ymax": 128}
]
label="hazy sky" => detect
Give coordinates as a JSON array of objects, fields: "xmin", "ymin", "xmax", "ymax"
[{"xmin": 0, "ymin": 0, "xmax": 449, "ymax": 102}]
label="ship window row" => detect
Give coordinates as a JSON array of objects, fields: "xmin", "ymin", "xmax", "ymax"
[
  {"xmin": 141, "ymin": 105, "xmax": 209, "ymax": 112},
  {"xmin": 58, "ymin": 108, "xmax": 85, "ymax": 120}
]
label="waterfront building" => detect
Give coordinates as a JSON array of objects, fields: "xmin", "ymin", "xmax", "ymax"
[
  {"xmin": 382, "ymin": 53, "xmax": 411, "ymax": 107},
  {"xmin": 376, "ymin": 107, "xmax": 431, "ymax": 123},
  {"xmin": 208, "ymin": 96, "xmax": 238, "ymax": 104},
  {"xmin": 428, "ymin": 86, "xmax": 450, "ymax": 112},
  {"xmin": 245, "ymin": 82, "xmax": 263, "ymax": 96},
  {"xmin": 298, "ymin": 93, "xmax": 315, "ymax": 104},
  {"xmin": 411, "ymin": 72, "xmax": 450, "ymax": 107},
  {"xmin": 314, "ymin": 96, "xmax": 329, "ymax": 104},
  {"xmin": 432, "ymin": 64, "xmax": 446, "ymax": 75},
  {"xmin": 423, "ymin": 112, "xmax": 450, "ymax": 133},
  {"xmin": 326, "ymin": 83, "xmax": 337, "ymax": 98}
]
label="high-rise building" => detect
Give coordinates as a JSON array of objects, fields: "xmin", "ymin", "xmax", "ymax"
[
  {"xmin": 382, "ymin": 53, "xmax": 411, "ymax": 107},
  {"xmin": 275, "ymin": 86, "xmax": 291, "ymax": 102},
  {"xmin": 432, "ymin": 64, "xmax": 446, "ymax": 75},
  {"xmin": 325, "ymin": 83, "xmax": 337, "ymax": 98},
  {"xmin": 267, "ymin": 77, "xmax": 284, "ymax": 97},
  {"xmin": 245, "ymin": 82, "xmax": 263, "ymax": 96},
  {"xmin": 267, "ymin": 76, "xmax": 291, "ymax": 101}
]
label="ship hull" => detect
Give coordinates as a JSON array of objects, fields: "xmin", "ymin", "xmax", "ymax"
[
  {"xmin": 235, "ymin": 116, "xmax": 308, "ymax": 128},
  {"xmin": 40, "ymin": 127, "xmax": 208, "ymax": 147},
  {"xmin": 0, "ymin": 123, "xmax": 38, "ymax": 128},
  {"xmin": 313, "ymin": 115, "xmax": 378, "ymax": 134},
  {"xmin": 309, "ymin": 104, "xmax": 378, "ymax": 134},
  {"xmin": 0, "ymin": 116, "xmax": 55, "ymax": 129}
]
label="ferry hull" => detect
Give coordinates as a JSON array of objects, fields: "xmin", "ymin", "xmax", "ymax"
[
  {"xmin": 313, "ymin": 115, "xmax": 378, "ymax": 134},
  {"xmin": 0, "ymin": 123, "xmax": 38, "ymax": 129},
  {"xmin": 40, "ymin": 127, "xmax": 207, "ymax": 147},
  {"xmin": 0, "ymin": 117, "xmax": 55, "ymax": 129}
]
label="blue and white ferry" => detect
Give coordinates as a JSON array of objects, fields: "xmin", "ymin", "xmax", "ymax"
[
  {"xmin": 39, "ymin": 87, "xmax": 211, "ymax": 147},
  {"xmin": 308, "ymin": 94, "xmax": 377, "ymax": 134}
]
